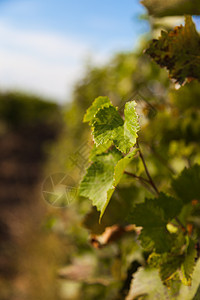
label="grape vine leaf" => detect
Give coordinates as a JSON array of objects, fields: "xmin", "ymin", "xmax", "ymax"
[
  {"xmin": 145, "ymin": 16, "xmax": 200, "ymax": 84},
  {"xmin": 83, "ymin": 96, "xmax": 111, "ymax": 123},
  {"xmin": 92, "ymin": 101, "xmax": 139, "ymax": 153},
  {"xmin": 177, "ymin": 258, "xmax": 200, "ymax": 300},
  {"xmin": 92, "ymin": 105, "xmax": 124, "ymax": 146},
  {"xmin": 148, "ymin": 237, "xmax": 196, "ymax": 285},
  {"xmin": 159, "ymin": 254, "xmax": 184, "ymax": 282},
  {"xmin": 89, "ymin": 141, "xmax": 113, "ymax": 161},
  {"xmin": 181, "ymin": 239, "xmax": 197, "ymax": 286},
  {"xmin": 114, "ymin": 148, "xmax": 138, "ymax": 186},
  {"xmin": 172, "ymin": 164, "xmax": 200, "ymax": 204},
  {"xmin": 139, "ymin": 230, "xmax": 154, "ymax": 252},
  {"xmin": 142, "ymin": 0, "xmax": 200, "ymax": 17},
  {"xmin": 126, "ymin": 267, "xmax": 169, "ymax": 300},
  {"xmin": 131, "ymin": 193, "xmax": 182, "ymax": 252},
  {"xmin": 79, "ymin": 149, "xmax": 137, "ymax": 220},
  {"xmin": 124, "ymin": 101, "xmax": 140, "ymax": 146},
  {"xmin": 82, "ymin": 185, "xmax": 139, "ymax": 235}
]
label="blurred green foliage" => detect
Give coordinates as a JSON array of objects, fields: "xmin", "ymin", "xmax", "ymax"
[
  {"xmin": 52, "ymin": 12, "xmax": 200, "ymax": 299},
  {"xmin": 45, "ymin": 24, "xmax": 200, "ymax": 295}
]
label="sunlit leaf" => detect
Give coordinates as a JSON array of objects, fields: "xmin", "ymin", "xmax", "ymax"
[
  {"xmin": 92, "ymin": 100, "xmax": 139, "ymax": 153},
  {"xmin": 83, "ymin": 96, "xmax": 111, "ymax": 123},
  {"xmin": 79, "ymin": 149, "xmax": 137, "ymax": 220}
]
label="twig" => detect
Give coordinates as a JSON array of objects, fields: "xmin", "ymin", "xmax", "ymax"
[
  {"xmin": 137, "ymin": 142, "xmax": 159, "ymax": 196},
  {"xmin": 128, "ymin": 142, "xmax": 187, "ymax": 234},
  {"xmin": 124, "ymin": 171, "xmax": 157, "ymax": 195},
  {"xmin": 124, "ymin": 171, "xmax": 150, "ymax": 184}
]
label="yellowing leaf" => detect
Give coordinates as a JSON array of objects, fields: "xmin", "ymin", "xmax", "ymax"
[
  {"xmin": 146, "ymin": 16, "xmax": 200, "ymax": 84},
  {"xmin": 181, "ymin": 240, "xmax": 197, "ymax": 286}
]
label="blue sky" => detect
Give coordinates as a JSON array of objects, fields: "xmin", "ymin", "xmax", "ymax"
[{"xmin": 0, "ymin": 0, "xmax": 148, "ymax": 102}]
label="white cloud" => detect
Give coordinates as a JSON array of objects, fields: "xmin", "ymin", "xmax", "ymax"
[
  {"xmin": 0, "ymin": 20, "xmax": 134, "ymax": 102},
  {"xmin": 0, "ymin": 23, "xmax": 88, "ymax": 60},
  {"xmin": 0, "ymin": 48, "xmax": 82, "ymax": 101},
  {"xmin": 0, "ymin": 22, "xmax": 96, "ymax": 102}
]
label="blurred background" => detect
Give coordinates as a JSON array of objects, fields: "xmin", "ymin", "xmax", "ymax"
[
  {"xmin": 0, "ymin": 1, "xmax": 200, "ymax": 299},
  {"xmin": 0, "ymin": 0, "xmax": 148, "ymax": 102}
]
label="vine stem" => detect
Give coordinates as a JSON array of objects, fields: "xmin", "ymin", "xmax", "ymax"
[
  {"xmin": 124, "ymin": 171, "xmax": 157, "ymax": 195},
  {"xmin": 137, "ymin": 142, "xmax": 159, "ymax": 196},
  {"xmin": 135, "ymin": 141, "xmax": 187, "ymax": 233},
  {"xmin": 124, "ymin": 171, "xmax": 150, "ymax": 184}
]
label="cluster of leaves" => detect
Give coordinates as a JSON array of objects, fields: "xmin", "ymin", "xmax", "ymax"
[
  {"xmin": 48, "ymin": 26, "xmax": 173, "ymax": 300},
  {"xmin": 44, "ymin": 1, "xmax": 200, "ymax": 298},
  {"xmin": 79, "ymin": 96, "xmax": 139, "ymax": 219},
  {"xmin": 79, "ymin": 94, "xmax": 200, "ymax": 291},
  {"xmin": 77, "ymin": 9, "xmax": 200, "ymax": 299}
]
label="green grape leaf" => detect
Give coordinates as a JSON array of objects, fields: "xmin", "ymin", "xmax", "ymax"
[
  {"xmin": 83, "ymin": 96, "xmax": 111, "ymax": 123},
  {"xmin": 132, "ymin": 193, "xmax": 181, "ymax": 227},
  {"xmin": 82, "ymin": 185, "xmax": 139, "ymax": 235},
  {"xmin": 126, "ymin": 267, "xmax": 170, "ymax": 300},
  {"xmin": 132, "ymin": 200, "xmax": 165, "ymax": 228},
  {"xmin": 141, "ymin": 0, "xmax": 200, "ymax": 17},
  {"xmin": 139, "ymin": 230, "xmax": 154, "ymax": 252},
  {"xmin": 124, "ymin": 100, "xmax": 140, "ymax": 147},
  {"xmin": 113, "ymin": 148, "xmax": 138, "ymax": 186},
  {"xmin": 145, "ymin": 16, "xmax": 200, "ymax": 84},
  {"xmin": 148, "ymin": 253, "xmax": 181, "ymax": 283},
  {"xmin": 154, "ymin": 193, "xmax": 182, "ymax": 222},
  {"xmin": 79, "ymin": 150, "xmax": 121, "ymax": 220},
  {"xmin": 172, "ymin": 164, "xmax": 200, "ymax": 204},
  {"xmin": 160, "ymin": 255, "xmax": 184, "ymax": 282},
  {"xmin": 92, "ymin": 105, "xmax": 124, "ymax": 146},
  {"xmin": 89, "ymin": 141, "xmax": 113, "ymax": 161},
  {"xmin": 140, "ymin": 228, "xmax": 173, "ymax": 253},
  {"xmin": 148, "ymin": 237, "xmax": 196, "ymax": 285},
  {"xmin": 181, "ymin": 240, "xmax": 197, "ymax": 286},
  {"xmin": 131, "ymin": 193, "xmax": 182, "ymax": 252},
  {"xmin": 177, "ymin": 258, "xmax": 200, "ymax": 299},
  {"xmin": 92, "ymin": 100, "xmax": 139, "ymax": 153},
  {"xmin": 79, "ymin": 149, "xmax": 137, "ymax": 220}
]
